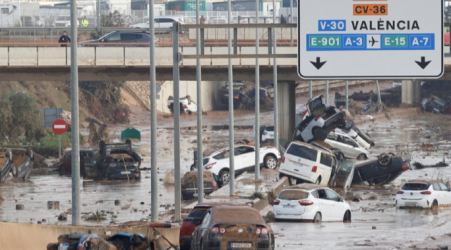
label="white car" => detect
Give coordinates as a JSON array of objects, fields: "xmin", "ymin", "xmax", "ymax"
[
  {"xmin": 279, "ymin": 141, "xmax": 336, "ymax": 186},
  {"xmin": 335, "ymin": 128, "xmax": 372, "ymax": 149},
  {"xmin": 52, "ymin": 15, "xmax": 79, "ymax": 27},
  {"xmin": 292, "ymin": 94, "xmax": 349, "ymax": 143},
  {"xmin": 130, "ymin": 22, "xmax": 149, "ymax": 28},
  {"xmin": 262, "ymin": 126, "xmax": 275, "ymax": 142},
  {"xmin": 273, "ymin": 184, "xmax": 351, "ymax": 222},
  {"xmin": 167, "ymin": 95, "xmax": 197, "ymax": 115},
  {"xmin": 325, "ymin": 131, "xmax": 370, "ymax": 160},
  {"xmin": 130, "ymin": 16, "xmax": 184, "ymax": 30},
  {"xmin": 197, "ymin": 145, "xmax": 281, "ymax": 184},
  {"xmin": 396, "ymin": 180, "xmax": 451, "ymax": 208}
]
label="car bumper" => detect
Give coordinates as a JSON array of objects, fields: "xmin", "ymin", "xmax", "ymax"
[
  {"xmin": 279, "ymin": 169, "xmax": 315, "ymax": 183},
  {"xmin": 396, "ymin": 198, "xmax": 431, "ymax": 208},
  {"xmin": 274, "ymin": 209, "xmax": 316, "ymax": 221},
  {"xmin": 179, "ymin": 237, "xmax": 191, "ymax": 250},
  {"xmin": 203, "ymin": 240, "xmax": 270, "ymax": 250},
  {"xmin": 108, "ymin": 173, "xmax": 140, "ymax": 180}
]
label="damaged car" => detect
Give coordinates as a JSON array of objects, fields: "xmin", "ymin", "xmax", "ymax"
[
  {"xmin": 181, "ymin": 171, "xmax": 220, "ymax": 200},
  {"xmin": 292, "ymin": 94, "xmax": 351, "ymax": 143},
  {"xmin": 325, "ymin": 131, "xmax": 369, "ymax": 160},
  {"xmin": 0, "ymin": 149, "xmax": 13, "ymax": 181},
  {"xmin": 193, "ymin": 145, "xmax": 280, "ymax": 185},
  {"xmin": 10, "ymin": 148, "xmax": 34, "ymax": 181},
  {"xmin": 167, "ymin": 95, "xmax": 197, "ymax": 115},
  {"xmin": 58, "ymin": 149, "xmax": 98, "ymax": 177},
  {"xmin": 352, "ymin": 153, "xmax": 410, "ymax": 186},
  {"xmin": 191, "ymin": 205, "xmax": 275, "ymax": 250},
  {"xmin": 91, "ymin": 141, "xmax": 142, "ymax": 180},
  {"xmin": 273, "ymin": 184, "xmax": 351, "ymax": 222},
  {"xmin": 218, "ymin": 82, "xmax": 246, "ymax": 109},
  {"xmin": 421, "ymin": 95, "xmax": 447, "ymax": 113},
  {"xmin": 396, "ymin": 180, "xmax": 451, "ymax": 209}
]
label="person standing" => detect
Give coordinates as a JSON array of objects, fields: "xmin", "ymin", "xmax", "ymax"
[
  {"xmin": 200, "ymin": 15, "xmax": 206, "ymax": 25},
  {"xmin": 82, "ymin": 16, "xmax": 89, "ymax": 27},
  {"xmin": 288, "ymin": 15, "xmax": 292, "ymax": 23},
  {"xmin": 280, "ymin": 14, "xmax": 287, "ymax": 24},
  {"xmin": 58, "ymin": 31, "xmax": 71, "ymax": 47}
]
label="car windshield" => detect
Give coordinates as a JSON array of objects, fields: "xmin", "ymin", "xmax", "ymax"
[
  {"xmin": 286, "ymin": 144, "xmax": 318, "ymax": 162},
  {"xmin": 98, "ymin": 32, "xmax": 116, "ymax": 41},
  {"xmin": 339, "ymin": 160, "xmax": 354, "ymax": 172},
  {"xmin": 186, "ymin": 207, "xmax": 209, "ymax": 221},
  {"xmin": 278, "ymin": 190, "xmax": 309, "ymax": 200},
  {"xmin": 433, "ymin": 98, "xmax": 446, "ymax": 106},
  {"xmin": 402, "ymin": 183, "xmax": 429, "ymax": 190}
]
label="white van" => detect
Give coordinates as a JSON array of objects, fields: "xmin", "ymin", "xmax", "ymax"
[{"xmin": 279, "ymin": 141, "xmax": 336, "ymax": 186}]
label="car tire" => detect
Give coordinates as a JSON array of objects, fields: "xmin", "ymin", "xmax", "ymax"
[
  {"xmin": 219, "ymin": 169, "xmax": 230, "ymax": 185},
  {"xmin": 312, "ymin": 127, "xmax": 327, "ymax": 141},
  {"xmin": 378, "ymin": 153, "xmax": 392, "ymax": 166},
  {"xmin": 264, "ymin": 155, "xmax": 277, "ymax": 170},
  {"xmin": 343, "ymin": 210, "xmax": 351, "ymax": 222},
  {"xmin": 344, "ymin": 120, "xmax": 354, "ymax": 130},
  {"xmin": 313, "ymin": 212, "xmax": 321, "ymax": 223},
  {"xmin": 357, "ymin": 154, "xmax": 367, "ymax": 160},
  {"xmin": 190, "ymin": 164, "xmax": 195, "ymax": 171},
  {"xmin": 188, "ymin": 111, "xmax": 192, "ymax": 115},
  {"xmin": 432, "ymin": 200, "xmax": 438, "ymax": 208},
  {"xmin": 11, "ymin": 165, "xmax": 18, "ymax": 177}
]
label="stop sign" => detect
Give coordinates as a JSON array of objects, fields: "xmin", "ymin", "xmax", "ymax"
[{"xmin": 52, "ymin": 119, "xmax": 68, "ymax": 135}]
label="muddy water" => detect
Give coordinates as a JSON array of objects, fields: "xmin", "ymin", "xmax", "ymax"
[{"xmin": 0, "ymin": 126, "xmax": 253, "ymax": 225}]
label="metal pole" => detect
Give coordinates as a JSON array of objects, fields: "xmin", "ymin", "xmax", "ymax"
[
  {"xmin": 325, "ymin": 80, "xmax": 329, "ymax": 106},
  {"xmin": 228, "ymin": 0, "xmax": 235, "ymax": 196},
  {"xmin": 309, "ymin": 80, "xmax": 312, "ymax": 99},
  {"xmin": 376, "ymin": 80, "xmax": 382, "ymax": 105},
  {"xmin": 173, "ymin": 22, "xmax": 181, "ymax": 222},
  {"xmin": 149, "ymin": 0, "xmax": 158, "ymax": 222},
  {"xmin": 58, "ymin": 135, "xmax": 61, "ymax": 158},
  {"xmin": 70, "ymin": 0, "xmax": 80, "ymax": 226},
  {"xmin": 273, "ymin": 0, "xmax": 278, "ymax": 151},
  {"xmin": 255, "ymin": 0, "xmax": 260, "ymax": 183},
  {"xmin": 97, "ymin": 0, "xmax": 100, "ymax": 27},
  {"xmin": 290, "ymin": 0, "xmax": 293, "ymax": 44},
  {"xmin": 196, "ymin": 0, "xmax": 204, "ymax": 203},
  {"xmin": 345, "ymin": 80, "xmax": 349, "ymax": 110}
]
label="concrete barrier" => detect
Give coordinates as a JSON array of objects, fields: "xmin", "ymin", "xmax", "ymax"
[
  {"xmin": 67, "ymin": 47, "xmax": 95, "ymax": 66},
  {"xmin": 0, "ymin": 48, "xmax": 7, "ymax": 66},
  {"xmin": 241, "ymin": 46, "xmax": 269, "ymax": 65},
  {"xmin": 125, "ymin": 47, "xmax": 150, "ymax": 65},
  {"xmin": 38, "ymin": 47, "xmax": 67, "ymax": 66},
  {"xmin": 211, "ymin": 47, "xmax": 240, "ymax": 65},
  {"xmin": 96, "ymin": 47, "xmax": 124, "ymax": 66},
  {"xmin": 155, "ymin": 47, "xmax": 174, "ymax": 66},
  {"xmin": 181, "ymin": 47, "xmax": 209, "ymax": 66},
  {"xmin": 0, "ymin": 222, "xmax": 180, "ymax": 250},
  {"xmin": 9, "ymin": 47, "xmax": 37, "ymax": 66}
]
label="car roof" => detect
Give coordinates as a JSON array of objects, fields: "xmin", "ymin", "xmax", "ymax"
[
  {"xmin": 404, "ymin": 179, "xmax": 442, "ymax": 184},
  {"xmin": 210, "ymin": 205, "xmax": 263, "ymax": 223},
  {"xmin": 289, "ymin": 141, "xmax": 334, "ymax": 156},
  {"xmin": 193, "ymin": 202, "xmax": 242, "ymax": 209},
  {"xmin": 109, "ymin": 30, "xmax": 149, "ymax": 34},
  {"xmin": 283, "ymin": 183, "xmax": 323, "ymax": 191}
]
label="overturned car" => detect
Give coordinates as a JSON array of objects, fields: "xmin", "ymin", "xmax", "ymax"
[
  {"xmin": 0, "ymin": 148, "xmax": 34, "ymax": 181},
  {"xmin": 293, "ymin": 94, "xmax": 352, "ymax": 143}
]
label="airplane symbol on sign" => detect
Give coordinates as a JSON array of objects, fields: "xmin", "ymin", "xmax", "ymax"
[{"xmin": 369, "ymin": 37, "xmax": 378, "ymax": 47}]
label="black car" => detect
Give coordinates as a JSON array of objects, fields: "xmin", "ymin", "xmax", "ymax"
[
  {"xmin": 78, "ymin": 31, "xmax": 155, "ymax": 47},
  {"xmin": 421, "ymin": 95, "xmax": 447, "ymax": 113},
  {"xmin": 218, "ymin": 82, "xmax": 245, "ymax": 109},
  {"xmin": 247, "ymin": 88, "xmax": 271, "ymax": 103},
  {"xmin": 191, "ymin": 205, "xmax": 275, "ymax": 250},
  {"xmin": 352, "ymin": 153, "xmax": 410, "ymax": 186},
  {"xmin": 92, "ymin": 141, "xmax": 141, "ymax": 180}
]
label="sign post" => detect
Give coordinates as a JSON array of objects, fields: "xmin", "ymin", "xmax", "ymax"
[
  {"xmin": 52, "ymin": 119, "xmax": 68, "ymax": 158},
  {"xmin": 297, "ymin": 0, "xmax": 444, "ymax": 79}
]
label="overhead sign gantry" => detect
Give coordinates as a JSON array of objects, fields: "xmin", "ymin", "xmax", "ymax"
[{"xmin": 297, "ymin": 0, "xmax": 444, "ymax": 79}]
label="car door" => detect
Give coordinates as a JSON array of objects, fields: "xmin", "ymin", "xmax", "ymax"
[
  {"xmin": 439, "ymin": 182, "xmax": 451, "ymax": 205},
  {"xmin": 325, "ymin": 189, "xmax": 345, "ymax": 221},
  {"xmin": 235, "ymin": 146, "xmax": 255, "ymax": 171},
  {"xmin": 319, "ymin": 153, "xmax": 334, "ymax": 185},
  {"xmin": 104, "ymin": 33, "xmax": 121, "ymax": 46},
  {"xmin": 432, "ymin": 183, "xmax": 443, "ymax": 204},
  {"xmin": 283, "ymin": 143, "xmax": 318, "ymax": 180},
  {"xmin": 343, "ymin": 136, "xmax": 360, "ymax": 158},
  {"xmin": 316, "ymin": 189, "xmax": 332, "ymax": 220},
  {"xmin": 60, "ymin": 151, "xmax": 72, "ymax": 171},
  {"xmin": 195, "ymin": 211, "xmax": 211, "ymax": 249}
]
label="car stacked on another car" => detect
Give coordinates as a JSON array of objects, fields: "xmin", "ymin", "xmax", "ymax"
[
  {"xmin": 292, "ymin": 94, "xmax": 351, "ymax": 143},
  {"xmin": 325, "ymin": 131, "xmax": 369, "ymax": 160},
  {"xmin": 273, "ymin": 184, "xmax": 351, "ymax": 222},
  {"xmin": 194, "ymin": 145, "xmax": 280, "ymax": 184},
  {"xmin": 190, "ymin": 205, "xmax": 275, "ymax": 250},
  {"xmin": 396, "ymin": 180, "xmax": 451, "ymax": 208}
]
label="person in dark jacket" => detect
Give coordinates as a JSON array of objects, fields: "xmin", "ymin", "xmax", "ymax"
[
  {"xmin": 280, "ymin": 14, "xmax": 287, "ymax": 24},
  {"xmin": 58, "ymin": 31, "xmax": 71, "ymax": 47}
]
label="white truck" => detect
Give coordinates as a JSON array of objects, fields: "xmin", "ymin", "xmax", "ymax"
[
  {"xmin": 0, "ymin": 2, "xmax": 39, "ymax": 28},
  {"xmin": 167, "ymin": 95, "xmax": 197, "ymax": 115}
]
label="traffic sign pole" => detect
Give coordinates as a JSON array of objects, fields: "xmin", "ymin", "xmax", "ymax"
[
  {"xmin": 298, "ymin": 0, "xmax": 444, "ymax": 79},
  {"xmin": 59, "ymin": 135, "xmax": 61, "ymax": 158}
]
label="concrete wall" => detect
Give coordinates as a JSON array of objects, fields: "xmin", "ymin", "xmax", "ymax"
[
  {"xmin": 126, "ymin": 80, "xmax": 224, "ymax": 113},
  {"xmin": 188, "ymin": 27, "xmax": 295, "ymax": 40},
  {"xmin": 277, "ymin": 81, "xmax": 296, "ymax": 141}
]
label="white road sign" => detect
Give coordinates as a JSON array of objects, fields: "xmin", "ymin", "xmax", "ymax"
[{"xmin": 297, "ymin": 0, "xmax": 444, "ymax": 79}]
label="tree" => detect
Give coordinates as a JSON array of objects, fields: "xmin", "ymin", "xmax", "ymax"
[
  {"xmin": 101, "ymin": 10, "xmax": 124, "ymax": 27},
  {"xmin": 0, "ymin": 91, "xmax": 46, "ymax": 143}
]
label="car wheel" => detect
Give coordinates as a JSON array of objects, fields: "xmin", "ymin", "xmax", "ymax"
[
  {"xmin": 312, "ymin": 127, "xmax": 327, "ymax": 141},
  {"xmin": 387, "ymin": 152, "xmax": 396, "ymax": 157},
  {"xmin": 315, "ymin": 177, "xmax": 321, "ymax": 185},
  {"xmin": 190, "ymin": 164, "xmax": 195, "ymax": 171},
  {"xmin": 219, "ymin": 169, "xmax": 230, "ymax": 185},
  {"xmin": 357, "ymin": 154, "xmax": 367, "ymax": 160},
  {"xmin": 264, "ymin": 155, "xmax": 277, "ymax": 170},
  {"xmin": 313, "ymin": 212, "xmax": 321, "ymax": 223},
  {"xmin": 336, "ymin": 119, "xmax": 346, "ymax": 129},
  {"xmin": 188, "ymin": 111, "xmax": 192, "ymax": 115},
  {"xmin": 378, "ymin": 153, "xmax": 392, "ymax": 166},
  {"xmin": 432, "ymin": 200, "xmax": 438, "ymax": 208},
  {"xmin": 343, "ymin": 210, "xmax": 351, "ymax": 222},
  {"xmin": 11, "ymin": 165, "xmax": 18, "ymax": 177}
]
